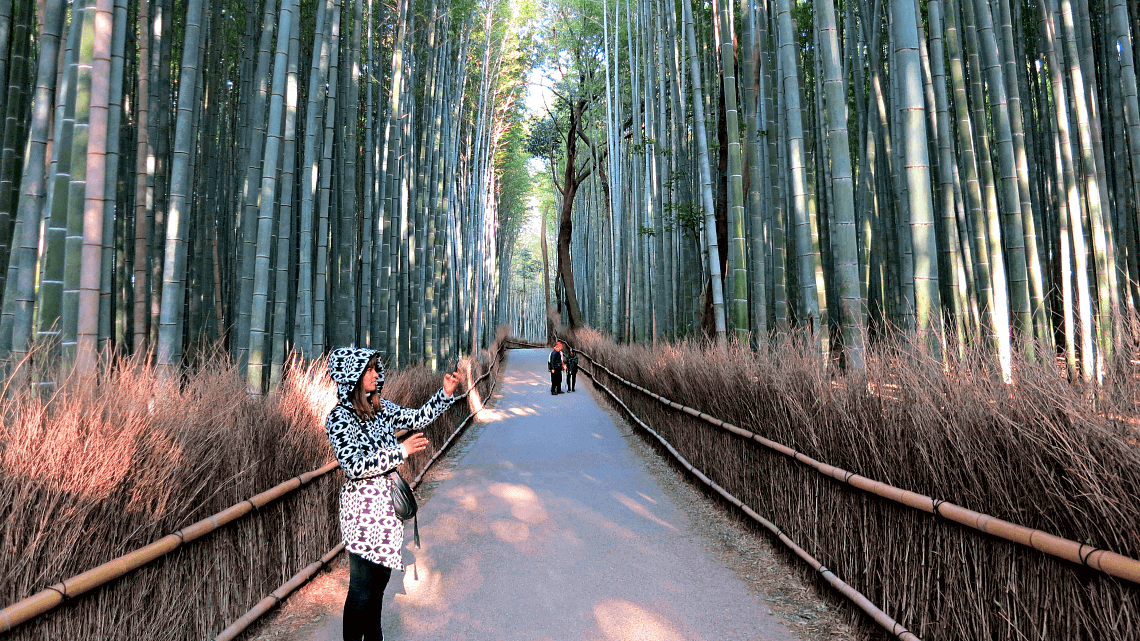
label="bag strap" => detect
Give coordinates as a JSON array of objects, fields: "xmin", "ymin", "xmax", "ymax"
[{"xmin": 395, "ymin": 470, "xmax": 421, "ymax": 549}]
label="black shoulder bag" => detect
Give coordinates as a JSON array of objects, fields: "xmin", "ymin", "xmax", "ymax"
[{"xmin": 390, "ymin": 472, "xmax": 420, "ymax": 549}]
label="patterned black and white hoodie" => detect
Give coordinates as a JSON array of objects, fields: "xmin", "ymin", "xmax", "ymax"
[{"xmin": 326, "ymin": 347, "xmax": 455, "ymax": 570}]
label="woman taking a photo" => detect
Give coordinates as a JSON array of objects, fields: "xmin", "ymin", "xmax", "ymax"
[{"xmin": 326, "ymin": 347, "xmax": 463, "ymax": 641}]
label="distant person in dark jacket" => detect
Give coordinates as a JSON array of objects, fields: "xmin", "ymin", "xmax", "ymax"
[
  {"xmin": 564, "ymin": 348, "xmax": 579, "ymax": 392},
  {"xmin": 549, "ymin": 341, "xmax": 564, "ymax": 395}
]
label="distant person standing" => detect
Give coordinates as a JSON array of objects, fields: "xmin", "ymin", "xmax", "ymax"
[
  {"xmin": 564, "ymin": 347, "xmax": 579, "ymax": 392},
  {"xmin": 549, "ymin": 341, "xmax": 564, "ymax": 395}
]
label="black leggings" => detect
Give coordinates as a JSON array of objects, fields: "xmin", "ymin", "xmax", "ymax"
[
  {"xmin": 567, "ymin": 370, "xmax": 577, "ymax": 391},
  {"xmin": 344, "ymin": 553, "xmax": 393, "ymax": 641}
]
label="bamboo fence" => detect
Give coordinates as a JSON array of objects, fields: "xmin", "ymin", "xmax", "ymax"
[
  {"xmin": 1, "ymin": 332, "xmax": 511, "ymax": 638},
  {"xmin": 564, "ymin": 333, "xmax": 1140, "ymax": 640},
  {"xmin": 0, "ymin": 463, "xmax": 338, "ymax": 632}
]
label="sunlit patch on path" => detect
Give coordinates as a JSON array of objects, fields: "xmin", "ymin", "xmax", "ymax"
[{"xmin": 593, "ymin": 598, "xmax": 693, "ymax": 641}]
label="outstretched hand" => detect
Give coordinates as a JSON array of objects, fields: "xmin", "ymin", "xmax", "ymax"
[
  {"xmin": 403, "ymin": 432, "xmax": 430, "ymax": 456},
  {"xmin": 443, "ymin": 369, "xmax": 463, "ymax": 397}
]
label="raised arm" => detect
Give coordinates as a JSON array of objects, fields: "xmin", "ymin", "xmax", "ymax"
[{"xmin": 379, "ymin": 387, "xmax": 456, "ymax": 434}]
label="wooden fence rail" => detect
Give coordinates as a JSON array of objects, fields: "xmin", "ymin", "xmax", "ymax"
[{"xmin": 0, "ymin": 462, "xmax": 338, "ymax": 632}]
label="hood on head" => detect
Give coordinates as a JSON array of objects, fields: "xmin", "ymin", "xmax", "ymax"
[{"xmin": 328, "ymin": 347, "xmax": 384, "ymax": 404}]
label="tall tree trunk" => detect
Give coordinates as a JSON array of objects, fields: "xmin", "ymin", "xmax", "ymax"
[
  {"xmin": 131, "ymin": 0, "xmax": 152, "ymax": 354},
  {"xmin": 332, "ymin": 0, "xmax": 362, "ymax": 347},
  {"xmin": 740, "ymin": 0, "xmax": 767, "ymax": 341},
  {"xmin": 60, "ymin": 0, "xmax": 96, "ymax": 364},
  {"xmin": 75, "ymin": 0, "xmax": 117, "ymax": 374},
  {"xmin": 554, "ymin": 98, "xmax": 590, "ymax": 329},
  {"xmin": 928, "ymin": 0, "xmax": 968, "ymax": 348},
  {"xmin": 713, "ymin": 0, "xmax": 748, "ymax": 342},
  {"xmin": 995, "ymin": 0, "xmax": 1049, "ymax": 353},
  {"xmin": 1043, "ymin": 0, "xmax": 1095, "ymax": 379},
  {"xmin": 314, "ymin": 0, "xmax": 342, "ymax": 354},
  {"xmin": 971, "ymin": 0, "xmax": 1030, "ymax": 351},
  {"xmin": 269, "ymin": 7, "xmax": 301, "ymax": 387},
  {"xmin": 893, "ymin": 0, "xmax": 939, "ymax": 346},
  {"xmin": 294, "ymin": 0, "xmax": 333, "ymax": 356},
  {"xmin": 1058, "ymin": 0, "xmax": 1112, "ymax": 376},
  {"xmin": 234, "ymin": 0, "xmax": 278, "ymax": 368},
  {"xmin": 98, "ymin": 0, "xmax": 128, "ymax": 352},
  {"xmin": 775, "ymin": 0, "xmax": 819, "ymax": 349},
  {"xmin": 1109, "ymin": 0, "xmax": 1140, "ymax": 313},
  {"xmin": 37, "ymin": 0, "xmax": 83, "ymax": 349}
]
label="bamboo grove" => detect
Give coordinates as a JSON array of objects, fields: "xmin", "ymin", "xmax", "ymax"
[
  {"xmin": 0, "ymin": 0, "xmax": 537, "ymax": 389},
  {"xmin": 523, "ymin": 0, "xmax": 1139, "ymax": 382}
]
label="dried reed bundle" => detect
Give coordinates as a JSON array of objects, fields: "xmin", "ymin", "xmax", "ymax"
[{"xmin": 568, "ymin": 326, "xmax": 1140, "ymax": 641}]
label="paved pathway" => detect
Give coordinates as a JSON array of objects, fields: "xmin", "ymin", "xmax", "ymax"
[{"xmin": 258, "ymin": 348, "xmax": 803, "ymax": 641}]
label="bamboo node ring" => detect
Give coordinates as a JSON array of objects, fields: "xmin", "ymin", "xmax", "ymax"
[{"xmin": 1078, "ymin": 543, "xmax": 1098, "ymax": 567}]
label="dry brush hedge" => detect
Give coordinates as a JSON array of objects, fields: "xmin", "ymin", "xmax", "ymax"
[
  {"xmin": 567, "ymin": 327, "xmax": 1140, "ymax": 641},
  {"xmin": 0, "ymin": 339, "xmax": 503, "ymax": 639}
]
